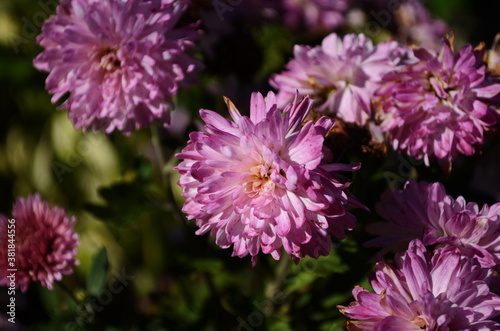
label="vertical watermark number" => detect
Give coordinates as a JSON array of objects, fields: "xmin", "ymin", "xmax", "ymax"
[{"xmin": 6, "ymin": 218, "xmax": 16, "ymax": 323}]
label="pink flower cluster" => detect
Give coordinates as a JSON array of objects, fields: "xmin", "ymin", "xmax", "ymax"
[
  {"xmin": 367, "ymin": 180, "xmax": 500, "ymax": 268},
  {"xmin": 273, "ymin": 31, "xmax": 500, "ymax": 166},
  {"xmin": 175, "ymin": 91, "xmax": 364, "ymax": 264},
  {"xmin": 0, "ymin": 195, "xmax": 79, "ymax": 292},
  {"xmin": 26, "ymin": 1, "xmax": 500, "ymax": 328},
  {"xmin": 339, "ymin": 240, "xmax": 500, "ymax": 330},
  {"xmin": 34, "ymin": 0, "xmax": 202, "ymax": 134},
  {"xmin": 340, "ymin": 180, "xmax": 500, "ymax": 329},
  {"xmin": 377, "ymin": 37, "xmax": 500, "ymax": 166},
  {"xmin": 271, "ymin": 33, "xmax": 406, "ymax": 126}
]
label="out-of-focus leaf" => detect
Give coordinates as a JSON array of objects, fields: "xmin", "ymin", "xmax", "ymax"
[
  {"xmin": 84, "ymin": 182, "xmax": 157, "ymax": 225},
  {"xmin": 296, "ymin": 291, "xmax": 312, "ymax": 308},
  {"xmin": 427, "ymin": 0, "xmax": 466, "ymax": 21},
  {"xmin": 87, "ymin": 247, "xmax": 109, "ymax": 297},
  {"xmin": 286, "ymin": 248, "xmax": 348, "ymax": 294},
  {"xmin": 192, "ymin": 259, "xmax": 225, "ymax": 273},
  {"xmin": 252, "ymin": 24, "xmax": 294, "ymax": 80},
  {"xmin": 286, "ymin": 271, "xmax": 318, "ymax": 294},
  {"xmin": 320, "ymin": 320, "xmax": 347, "ymax": 331},
  {"xmin": 268, "ymin": 316, "xmax": 293, "ymax": 331},
  {"xmin": 164, "ymin": 274, "xmax": 211, "ymax": 326},
  {"xmin": 38, "ymin": 284, "xmax": 69, "ymax": 318}
]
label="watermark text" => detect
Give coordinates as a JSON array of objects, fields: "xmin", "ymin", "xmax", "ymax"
[{"xmin": 6, "ymin": 218, "xmax": 16, "ymax": 324}]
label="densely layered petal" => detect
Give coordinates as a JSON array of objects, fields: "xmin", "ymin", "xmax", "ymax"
[
  {"xmin": 339, "ymin": 240, "xmax": 500, "ymax": 330},
  {"xmin": 34, "ymin": 0, "xmax": 203, "ymax": 134},
  {"xmin": 175, "ymin": 91, "xmax": 362, "ymax": 264},
  {"xmin": 366, "ymin": 180, "xmax": 500, "ymax": 268},
  {"xmin": 271, "ymin": 33, "xmax": 406, "ymax": 126},
  {"xmin": 0, "ymin": 195, "xmax": 79, "ymax": 292},
  {"xmin": 376, "ymin": 37, "xmax": 500, "ymax": 166}
]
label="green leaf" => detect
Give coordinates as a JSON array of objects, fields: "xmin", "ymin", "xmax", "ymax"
[
  {"xmin": 252, "ymin": 24, "xmax": 294, "ymax": 80},
  {"xmin": 84, "ymin": 182, "xmax": 156, "ymax": 225},
  {"xmin": 286, "ymin": 248, "xmax": 349, "ymax": 294},
  {"xmin": 87, "ymin": 247, "xmax": 109, "ymax": 297},
  {"xmin": 320, "ymin": 320, "xmax": 347, "ymax": 331},
  {"xmin": 286, "ymin": 270, "xmax": 319, "ymax": 294},
  {"xmin": 268, "ymin": 316, "xmax": 293, "ymax": 331}
]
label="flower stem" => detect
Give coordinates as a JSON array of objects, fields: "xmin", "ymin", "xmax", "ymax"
[
  {"xmin": 150, "ymin": 124, "xmax": 185, "ymax": 222},
  {"xmin": 150, "ymin": 123, "xmax": 167, "ymax": 188},
  {"xmin": 267, "ymin": 257, "xmax": 291, "ymax": 299}
]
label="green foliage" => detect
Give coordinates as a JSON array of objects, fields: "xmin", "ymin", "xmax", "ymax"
[
  {"xmin": 253, "ymin": 24, "xmax": 295, "ymax": 80},
  {"xmin": 85, "ymin": 182, "xmax": 158, "ymax": 226},
  {"xmin": 286, "ymin": 249, "xmax": 349, "ymax": 294},
  {"xmin": 87, "ymin": 247, "xmax": 110, "ymax": 297}
]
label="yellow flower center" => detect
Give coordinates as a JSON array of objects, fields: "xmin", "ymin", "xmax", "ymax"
[
  {"xmin": 100, "ymin": 48, "xmax": 121, "ymax": 72},
  {"xmin": 244, "ymin": 164, "xmax": 275, "ymax": 196}
]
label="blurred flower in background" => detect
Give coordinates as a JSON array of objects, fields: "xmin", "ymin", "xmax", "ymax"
[
  {"xmin": 175, "ymin": 91, "xmax": 363, "ymax": 264},
  {"xmin": 33, "ymin": 0, "xmax": 203, "ymax": 134},
  {"xmin": 0, "ymin": 194, "xmax": 79, "ymax": 292},
  {"xmin": 394, "ymin": 0, "xmax": 448, "ymax": 50},
  {"xmin": 281, "ymin": 0, "xmax": 352, "ymax": 32}
]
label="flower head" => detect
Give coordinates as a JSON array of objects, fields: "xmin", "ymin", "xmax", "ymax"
[
  {"xmin": 34, "ymin": 0, "xmax": 203, "ymax": 134},
  {"xmin": 339, "ymin": 240, "xmax": 500, "ymax": 330},
  {"xmin": 271, "ymin": 33, "xmax": 405, "ymax": 126},
  {"xmin": 366, "ymin": 180, "xmax": 500, "ymax": 268},
  {"xmin": 394, "ymin": 0, "xmax": 448, "ymax": 51},
  {"xmin": 175, "ymin": 91, "xmax": 363, "ymax": 264},
  {"xmin": 0, "ymin": 195, "xmax": 79, "ymax": 292},
  {"xmin": 376, "ymin": 37, "xmax": 500, "ymax": 166}
]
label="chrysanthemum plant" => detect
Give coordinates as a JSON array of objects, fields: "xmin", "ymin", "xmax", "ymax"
[{"xmin": 4, "ymin": 0, "xmax": 500, "ymax": 329}]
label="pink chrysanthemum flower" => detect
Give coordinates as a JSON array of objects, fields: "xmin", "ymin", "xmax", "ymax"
[
  {"xmin": 395, "ymin": 0, "xmax": 448, "ymax": 51},
  {"xmin": 34, "ymin": 0, "xmax": 202, "ymax": 134},
  {"xmin": 271, "ymin": 33, "xmax": 405, "ymax": 126},
  {"xmin": 282, "ymin": 0, "xmax": 351, "ymax": 32},
  {"xmin": 339, "ymin": 240, "xmax": 500, "ymax": 330},
  {"xmin": 376, "ymin": 37, "xmax": 500, "ymax": 166},
  {"xmin": 366, "ymin": 180, "xmax": 500, "ymax": 268},
  {"xmin": 0, "ymin": 195, "xmax": 79, "ymax": 292},
  {"xmin": 174, "ymin": 91, "xmax": 363, "ymax": 264}
]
